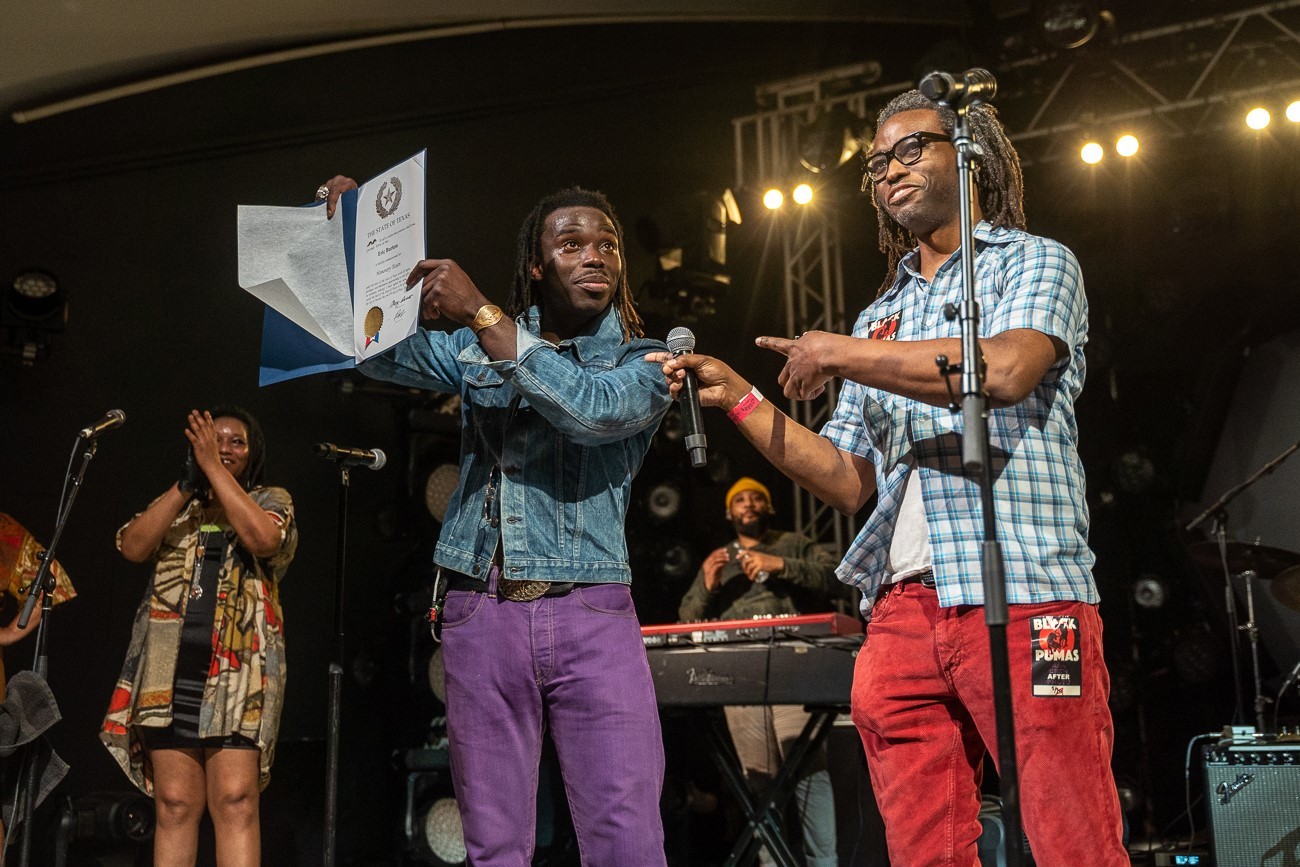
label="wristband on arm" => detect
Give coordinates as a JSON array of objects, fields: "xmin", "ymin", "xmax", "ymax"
[{"xmin": 726, "ymin": 387, "xmax": 764, "ymax": 424}]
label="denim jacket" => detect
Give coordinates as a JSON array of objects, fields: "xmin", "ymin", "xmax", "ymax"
[{"xmin": 359, "ymin": 305, "xmax": 670, "ymax": 584}]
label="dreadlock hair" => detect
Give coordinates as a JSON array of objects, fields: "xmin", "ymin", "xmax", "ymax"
[
  {"xmin": 207, "ymin": 404, "xmax": 267, "ymax": 490},
  {"xmin": 506, "ymin": 186, "xmax": 644, "ymax": 343},
  {"xmin": 869, "ymin": 90, "xmax": 1026, "ymax": 298}
]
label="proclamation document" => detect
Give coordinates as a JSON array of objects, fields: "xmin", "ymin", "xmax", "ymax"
[
  {"xmin": 351, "ymin": 156, "xmax": 424, "ymax": 361},
  {"xmin": 237, "ymin": 150, "xmax": 426, "ymax": 384}
]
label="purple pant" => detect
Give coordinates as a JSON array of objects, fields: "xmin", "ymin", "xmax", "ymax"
[{"xmin": 440, "ymin": 579, "xmax": 667, "ymax": 866}]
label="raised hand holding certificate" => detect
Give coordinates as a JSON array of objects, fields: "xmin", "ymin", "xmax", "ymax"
[{"xmin": 237, "ymin": 150, "xmax": 426, "ymax": 385}]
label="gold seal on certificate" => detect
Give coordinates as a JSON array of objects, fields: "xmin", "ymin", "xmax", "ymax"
[
  {"xmin": 375, "ymin": 176, "xmax": 403, "ymax": 219},
  {"xmin": 364, "ymin": 306, "xmax": 384, "ymax": 348}
]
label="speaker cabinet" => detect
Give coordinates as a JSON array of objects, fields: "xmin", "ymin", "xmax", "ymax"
[{"xmin": 1203, "ymin": 743, "xmax": 1300, "ymax": 864}]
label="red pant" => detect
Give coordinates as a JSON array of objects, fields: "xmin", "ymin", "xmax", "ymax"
[{"xmin": 852, "ymin": 581, "xmax": 1128, "ymax": 867}]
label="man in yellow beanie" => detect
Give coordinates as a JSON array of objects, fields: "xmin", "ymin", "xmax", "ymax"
[{"xmin": 678, "ymin": 477, "xmax": 841, "ymax": 867}]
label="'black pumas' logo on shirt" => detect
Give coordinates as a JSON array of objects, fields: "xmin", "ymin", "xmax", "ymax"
[{"xmin": 867, "ymin": 311, "xmax": 901, "ymax": 340}]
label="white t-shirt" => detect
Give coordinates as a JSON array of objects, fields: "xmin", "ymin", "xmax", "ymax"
[{"xmin": 885, "ymin": 470, "xmax": 932, "ymax": 581}]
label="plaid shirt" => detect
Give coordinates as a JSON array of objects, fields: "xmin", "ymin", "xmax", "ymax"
[{"xmin": 823, "ymin": 222, "xmax": 1097, "ymax": 616}]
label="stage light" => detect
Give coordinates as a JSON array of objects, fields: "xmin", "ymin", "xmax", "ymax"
[
  {"xmin": 1287, "ymin": 101, "xmax": 1300, "ymax": 123},
  {"xmin": 427, "ymin": 646, "xmax": 447, "ymax": 704},
  {"xmin": 646, "ymin": 481, "xmax": 683, "ymax": 521},
  {"xmin": 424, "ymin": 464, "xmax": 460, "ymax": 524},
  {"xmin": 1172, "ymin": 631, "xmax": 1219, "ymax": 684},
  {"xmin": 792, "ymin": 183, "xmax": 814, "ymax": 205},
  {"xmin": 659, "ymin": 541, "xmax": 696, "ymax": 580},
  {"xmin": 1246, "ymin": 107, "xmax": 1271, "ymax": 130},
  {"xmin": 1113, "ymin": 450, "xmax": 1154, "ymax": 494},
  {"xmin": 12, "ymin": 270, "xmax": 58, "ymax": 305},
  {"xmin": 1080, "ymin": 141, "xmax": 1104, "ymax": 164},
  {"xmin": 56, "ymin": 791, "xmax": 155, "ymax": 845},
  {"xmin": 3, "ymin": 268, "xmax": 68, "ymax": 365},
  {"xmin": 1037, "ymin": 0, "xmax": 1103, "ymax": 50},
  {"xmin": 1115, "ymin": 134, "xmax": 1139, "ymax": 157},
  {"xmin": 422, "ymin": 797, "xmax": 467, "ymax": 865},
  {"xmin": 1132, "ymin": 575, "xmax": 1167, "ymax": 610},
  {"xmin": 797, "ymin": 105, "xmax": 868, "ymax": 174},
  {"xmin": 763, "ymin": 188, "xmax": 784, "ymax": 210},
  {"xmin": 656, "ymin": 407, "xmax": 684, "ymax": 445}
]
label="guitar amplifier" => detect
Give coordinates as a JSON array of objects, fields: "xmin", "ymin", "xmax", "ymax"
[{"xmin": 1203, "ymin": 742, "xmax": 1300, "ymax": 864}]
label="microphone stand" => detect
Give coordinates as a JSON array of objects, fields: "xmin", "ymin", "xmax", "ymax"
[
  {"xmin": 1184, "ymin": 438, "xmax": 1300, "ymax": 733},
  {"xmin": 936, "ymin": 97, "xmax": 1024, "ymax": 867},
  {"xmin": 11, "ymin": 436, "xmax": 99, "ymax": 866},
  {"xmin": 1184, "ymin": 439, "xmax": 1300, "ymax": 534},
  {"xmin": 323, "ymin": 462, "xmax": 350, "ymax": 867}
]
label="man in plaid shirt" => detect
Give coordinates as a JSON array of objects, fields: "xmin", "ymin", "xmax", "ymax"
[{"xmin": 652, "ymin": 89, "xmax": 1127, "ymax": 866}]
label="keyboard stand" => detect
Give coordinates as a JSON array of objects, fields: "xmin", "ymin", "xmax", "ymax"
[{"xmin": 706, "ymin": 705, "xmax": 843, "ymax": 867}]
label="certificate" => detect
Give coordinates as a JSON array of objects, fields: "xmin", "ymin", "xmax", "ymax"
[{"xmin": 237, "ymin": 150, "xmax": 426, "ymax": 385}]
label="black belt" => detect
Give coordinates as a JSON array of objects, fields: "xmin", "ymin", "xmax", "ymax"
[
  {"xmin": 892, "ymin": 568, "xmax": 935, "ymax": 588},
  {"xmin": 442, "ymin": 569, "xmax": 576, "ymax": 600}
]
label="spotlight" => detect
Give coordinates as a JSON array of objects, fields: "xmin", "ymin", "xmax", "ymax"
[
  {"xmin": 424, "ymin": 464, "xmax": 460, "ymax": 523},
  {"xmin": 763, "ymin": 188, "xmax": 784, "ymax": 210},
  {"xmin": 1080, "ymin": 141, "xmax": 1104, "ymax": 164},
  {"xmin": 1172, "ymin": 631, "xmax": 1220, "ymax": 684},
  {"xmin": 646, "ymin": 482, "xmax": 682, "ymax": 521},
  {"xmin": 3, "ymin": 268, "xmax": 68, "ymax": 365},
  {"xmin": 1132, "ymin": 575, "xmax": 1167, "ymax": 610},
  {"xmin": 1246, "ymin": 107, "xmax": 1271, "ymax": 130},
  {"xmin": 1115, "ymin": 134, "xmax": 1139, "ymax": 157},
  {"xmin": 11, "ymin": 270, "xmax": 59, "ymax": 308},
  {"xmin": 1114, "ymin": 776, "xmax": 1142, "ymax": 816},
  {"xmin": 659, "ymin": 541, "xmax": 696, "ymax": 580},
  {"xmin": 656, "ymin": 407, "xmax": 684, "ymax": 447},
  {"xmin": 1112, "ymin": 451, "xmax": 1155, "ymax": 494},
  {"xmin": 422, "ymin": 797, "xmax": 467, "ymax": 865},
  {"xmin": 1036, "ymin": 0, "xmax": 1103, "ymax": 50},
  {"xmin": 1107, "ymin": 664, "xmax": 1136, "ymax": 714},
  {"xmin": 797, "ymin": 105, "xmax": 868, "ymax": 174},
  {"xmin": 1287, "ymin": 101, "xmax": 1300, "ymax": 123},
  {"xmin": 792, "ymin": 183, "xmax": 814, "ymax": 205},
  {"xmin": 427, "ymin": 646, "xmax": 447, "ymax": 704},
  {"xmin": 56, "ymin": 791, "xmax": 155, "ymax": 846}
]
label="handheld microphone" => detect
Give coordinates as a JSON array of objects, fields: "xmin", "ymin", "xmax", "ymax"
[
  {"xmin": 79, "ymin": 409, "xmax": 126, "ymax": 439},
  {"xmin": 314, "ymin": 442, "xmax": 387, "ymax": 470},
  {"xmin": 918, "ymin": 68, "xmax": 997, "ymax": 107},
  {"xmin": 666, "ymin": 327, "xmax": 707, "ymax": 468}
]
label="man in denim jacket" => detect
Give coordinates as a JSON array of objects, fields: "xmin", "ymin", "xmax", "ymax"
[{"xmin": 319, "ymin": 181, "xmax": 672, "ymax": 865}]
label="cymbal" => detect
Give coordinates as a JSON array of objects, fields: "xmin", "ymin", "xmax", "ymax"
[
  {"xmin": 1271, "ymin": 566, "xmax": 1300, "ymax": 612},
  {"xmin": 1188, "ymin": 541, "xmax": 1300, "ymax": 581}
]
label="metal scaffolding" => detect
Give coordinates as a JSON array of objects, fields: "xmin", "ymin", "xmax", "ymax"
[
  {"xmin": 1000, "ymin": 0, "xmax": 1300, "ymax": 163},
  {"xmin": 730, "ymin": 62, "xmax": 884, "ymax": 550}
]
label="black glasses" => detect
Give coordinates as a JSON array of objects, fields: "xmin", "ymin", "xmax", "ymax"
[{"xmin": 860, "ymin": 131, "xmax": 952, "ymax": 186}]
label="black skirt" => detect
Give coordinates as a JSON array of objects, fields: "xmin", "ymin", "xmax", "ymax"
[{"xmin": 141, "ymin": 543, "xmax": 255, "ymax": 752}]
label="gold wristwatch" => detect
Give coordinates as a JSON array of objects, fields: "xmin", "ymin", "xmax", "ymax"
[{"xmin": 470, "ymin": 304, "xmax": 504, "ymax": 334}]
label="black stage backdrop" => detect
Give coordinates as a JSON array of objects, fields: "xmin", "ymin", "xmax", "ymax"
[{"xmin": 1, "ymin": 17, "xmax": 1296, "ymax": 862}]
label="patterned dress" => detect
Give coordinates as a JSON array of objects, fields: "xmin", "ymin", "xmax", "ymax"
[{"xmin": 100, "ymin": 486, "xmax": 297, "ymax": 793}]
